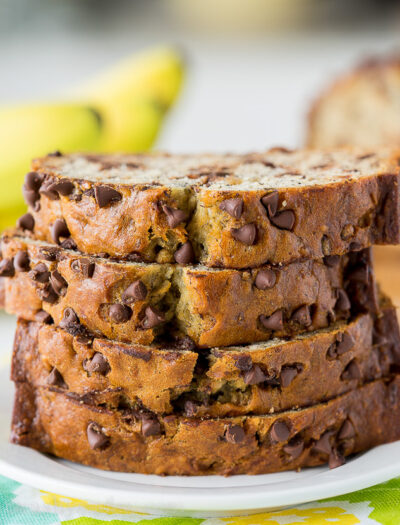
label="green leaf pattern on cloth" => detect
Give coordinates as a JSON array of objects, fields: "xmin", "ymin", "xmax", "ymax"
[{"xmin": 0, "ymin": 474, "xmax": 399, "ymax": 524}]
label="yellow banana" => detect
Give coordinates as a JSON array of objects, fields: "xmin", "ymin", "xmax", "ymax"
[
  {"xmin": 92, "ymin": 98, "xmax": 164, "ymax": 153},
  {"xmin": 75, "ymin": 47, "xmax": 184, "ymax": 110},
  {"xmin": 0, "ymin": 104, "xmax": 101, "ymax": 224}
]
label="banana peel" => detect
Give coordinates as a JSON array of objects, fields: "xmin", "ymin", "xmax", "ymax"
[{"xmin": 0, "ymin": 46, "xmax": 185, "ymax": 230}]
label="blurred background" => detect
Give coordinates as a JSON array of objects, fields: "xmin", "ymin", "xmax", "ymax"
[{"xmin": 1, "ymin": 0, "xmax": 400, "ymax": 153}]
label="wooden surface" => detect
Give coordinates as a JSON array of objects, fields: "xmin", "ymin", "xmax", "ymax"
[{"xmin": 374, "ymin": 246, "xmax": 400, "ymax": 317}]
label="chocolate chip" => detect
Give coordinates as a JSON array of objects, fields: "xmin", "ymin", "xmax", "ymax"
[
  {"xmin": 0, "ymin": 258, "xmax": 14, "ymax": 277},
  {"xmin": 141, "ymin": 416, "xmax": 161, "ymax": 437},
  {"xmin": 324, "ymin": 255, "xmax": 340, "ymax": 267},
  {"xmin": 225, "ymin": 425, "xmax": 245, "ymax": 444},
  {"xmin": 124, "ymin": 347, "xmax": 152, "ymax": 361},
  {"xmin": 234, "ymin": 354, "xmax": 253, "ymax": 371},
  {"xmin": 270, "ymin": 210, "xmax": 295, "ymax": 231},
  {"xmin": 349, "ymin": 242, "xmax": 361, "ymax": 252},
  {"xmin": 313, "ymin": 431, "xmax": 333, "ymax": 455},
  {"xmin": 14, "ymin": 251, "xmax": 30, "ymax": 272},
  {"xmin": 283, "ymin": 436, "xmax": 304, "ymax": 459},
  {"xmin": 161, "ymin": 204, "xmax": 189, "ymax": 227},
  {"xmin": 35, "ymin": 310, "xmax": 53, "ymax": 324},
  {"xmin": 94, "ymin": 185, "xmax": 122, "ymax": 208},
  {"xmin": 47, "ymin": 180, "xmax": 74, "ymax": 196},
  {"xmin": 71, "ymin": 258, "xmax": 95, "ymax": 278},
  {"xmin": 335, "ymin": 289, "xmax": 351, "ymax": 312},
  {"xmin": 46, "ymin": 367, "xmax": 67, "ymax": 388},
  {"xmin": 51, "ymin": 219, "xmax": 70, "ymax": 245},
  {"xmin": 76, "ymin": 334, "xmax": 93, "ymax": 346},
  {"xmin": 29, "ymin": 263, "xmax": 50, "ymax": 283},
  {"xmin": 40, "ymin": 180, "xmax": 60, "ymax": 200},
  {"xmin": 87, "ymin": 422, "xmax": 110, "ymax": 450},
  {"xmin": 60, "ymin": 238, "xmax": 77, "ymax": 250},
  {"xmin": 243, "ymin": 364, "xmax": 267, "ymax": 385},
  {"xmin": 24, "ymin": 171, "xmax": 43, "ymax": 191},
  {"xmin": 326, "ymin": 343, "xmax": 337, "ymax": 359},
  {"xmin": 166, "ymin": 335, "xmax": 196, "ymax": 352},
  {"xmin": 261, "ymin": 191, "xmax": 279, "ymax": 217},
  {"xmin": 141, "ymin": 306, "xmax": 165, "ymax": 329},
  {"xmin": 60, "ymin": 308, "xmax": 80, "ymax": 331},
  {"xmin": 291, "ymin": 305, "xmax": 312, "ymax": 327},
  {"xmin": 329, "ymin": 448, "xmax": 345, "ymax": 469},
  {"xmin": 23, "ymin": 186, "xmax": 40, "ymax": 208},
  {"xmin": 341, "ymin": 360, "xmax": 360, "ymax": 381},
  {"xmin": 280, "ymin": 366, "xmax": 299, "ymax": 387},
  {"xmin": 254, "ymin": 269, "xmax": 276, "ymax": 290},
  {"xmin": 259, "ymin": 310, "xmax": 283, "ymax": 331},
  {"xmin": 338, "ymin": 419, "xmax": 355, "ymax": 440},
  {"xmin": 174, "ymin": 241, "xmax": 195, "ymax": 264},
  {"xmin": 184, "ymin": 400, "xmax": 199, "ymax": 417},
  {"xmin": 84, "ymin": 353, "xmax": 110, "ymax": 376},
  {"xmin": 270, "ymin": 420, "xmax": 290, "ymax": 443},
  {"xmin": 17, "ymin": 213, "xmax": 34, "ymax": 232},
  {"xmin": 37, "ymin": 283, "xmax": 58, "ymax": 304},
  {"xmin": 122, "ymin": 280, "xmax": 147, "ymax": 304},
  {"xmin": 219, "ymin": 198, "xmax": 244, "ymax": 219},
  {"xmin": 39, "ymin": 247, "xmax": 59, "ymax": 261},
  {"xmin": 349, "ymin": 265, "xmax": 370, "ymax": 285},
  {"xmin": 336, "ymin": 332, "xmax": 355, "ymax": 355},
  {"xmin": 48, "ymin": 150, "xmax": 63, "ymax": 157},
  {"xmin": 109, "ymin": 304, "xmax": 132, "ymax": 323},
  {"xmin": 50, "ymin": 270, "xmax": 68, "ymax": 296},
  {"xmin": 231, "ymin": 224, "xmax": 257, "ymax": 245}
]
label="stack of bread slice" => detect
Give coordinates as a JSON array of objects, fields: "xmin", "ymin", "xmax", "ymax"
[{"xmin": 3, "ymin": 148, "xmax": 400, "ymax": 475}]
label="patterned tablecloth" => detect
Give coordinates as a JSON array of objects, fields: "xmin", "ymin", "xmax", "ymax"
[{"xmin": 1, "ymin": 474, "xmax": 399, "ymax": 525}]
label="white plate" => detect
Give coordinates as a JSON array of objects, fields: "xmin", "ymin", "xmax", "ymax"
[{"xmin": 0, "ymin": 314, "xmax": 400, "ymax": 517}]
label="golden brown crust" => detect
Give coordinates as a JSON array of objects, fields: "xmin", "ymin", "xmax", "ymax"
[
  {"xmin": 1, "ymin": 235, "xmax": 378, "ymax": 347},
  {"xmin": 19, "ymin": 150, "xmax": 400, "ymax": 268},
  {"xmin": 11, "ymin": 301, "xmax": 399, "ymax": 416},
  {"xmin": 11, "ymin": 377, "xmax": 400, "ymax": 475}
]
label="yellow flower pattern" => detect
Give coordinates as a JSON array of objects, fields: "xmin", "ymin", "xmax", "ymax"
[{"xmin": 221, "ymin": 506, "xmax": 359, "ymax": 525}]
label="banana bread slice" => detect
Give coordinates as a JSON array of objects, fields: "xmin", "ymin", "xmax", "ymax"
[
  {"xmin": 11, "ymin": 299, "xmax": 399, "ymax": 416},
  {"xmin": 1, "ymin": 234, "xmax": 378, "ymax": 347},
  {"xmin": 307, "ymin": 56, "xmax": 400, "ymax": 149},
  {"xmin": 11, "ymin": 376, "xmax": 400, "ymax": 475},
  {"xmin": 17, "ymin": 148, "xmax": 400, "ymax": 268}
]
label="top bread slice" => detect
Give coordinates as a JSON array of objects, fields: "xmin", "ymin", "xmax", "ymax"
[
  {"xmin": 307, "ymin": 56, "xmax": 400, "ymax": 149},
  {"xmin": 19, "ymin": 148, "xmax": 400, "ymax": 268}
]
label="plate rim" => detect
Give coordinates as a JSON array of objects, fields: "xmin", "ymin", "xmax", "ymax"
[{"xmin": 0, "ymin": 440, "xmax": 400, "ymax": 513}]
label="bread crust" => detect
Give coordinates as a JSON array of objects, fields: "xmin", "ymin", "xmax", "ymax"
[
  {"xmin": 1, "ymin": 235, "xmax": 378, "ymax": 348},
  {"xmin": 11, "ymin": 377, "xmax": 400, "ymax": 475},
  {"xmin": 11, "ymin": 301, "xmax": 399, "ymax": 416},
  {"xmin": 19, "ymin": 149, "xmax": 400, "ymax": 268}
]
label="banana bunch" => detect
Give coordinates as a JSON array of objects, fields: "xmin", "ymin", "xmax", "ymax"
[{"xmin": 0, "ymin": 47, "xmax": 185, "ymax": 231}]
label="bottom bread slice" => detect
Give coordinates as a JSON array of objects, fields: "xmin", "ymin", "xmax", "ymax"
[{"xmin": 11, "ymin": 377, "xmax": 400, "ymax": 475}]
